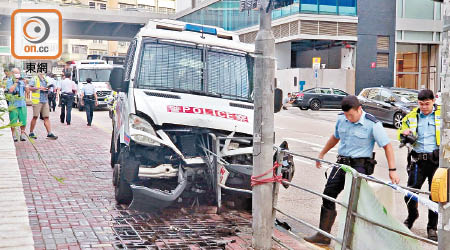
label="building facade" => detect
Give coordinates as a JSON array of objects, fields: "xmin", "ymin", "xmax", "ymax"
[
  {"xmin": 176, "ymin": 0, "xmax": 359, "ymax": 94},
  {"xmin": 355, "ymin": 0, "xmax": 396, "ymax": 95},
  {"xmin": 60, "ymin": 0, "xmax": 175, "ymax": 60},
  {"xmin": 395, "ymin": 0, "xmax": 442, "ymax": 92},
  {"xmin": 175, "ymin": 0, "xmax": 443, "ymax": 95}
]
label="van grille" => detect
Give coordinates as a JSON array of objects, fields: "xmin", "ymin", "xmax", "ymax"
[
  {"xmin": 230, "ymin": 102, "xmax": 254, "ymax": 110},
  {"xmin": 97, "ymin": 91, "xmax": 111, "ymax": 97},
  {"xmin": 144, "ymin": 91, "xmax": 181, "ymax": 99}
]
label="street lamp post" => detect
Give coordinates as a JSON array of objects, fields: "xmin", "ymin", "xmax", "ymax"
[
  {"xmin": 436, "ymin": 0, "xmax": 450, "ymax": 249},
  {"xmin": 252, "ymin": 0, "xmax": 276, "ymax": 249}
]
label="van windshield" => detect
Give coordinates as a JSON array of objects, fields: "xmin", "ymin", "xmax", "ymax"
[
  {"xmin": 79, "ymin": 69, "xmax": 112, "ymax": 82},
  {"xmin": 135, "ymin": 41, "xmax": 253, "ymax": 102}
]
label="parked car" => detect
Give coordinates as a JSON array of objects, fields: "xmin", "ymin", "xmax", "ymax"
[
  {"xmin": 293, "ymin": 87, "xmax": 349, "ymax": 110},
  {"xmin": 357, "ymin": 87, "xmax": 418, "ymax": 129}
]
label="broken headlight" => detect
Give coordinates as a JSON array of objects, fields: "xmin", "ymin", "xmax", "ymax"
[{"xmin": 129, "ymin": 114, "xmax": 160, "ymax": 146}]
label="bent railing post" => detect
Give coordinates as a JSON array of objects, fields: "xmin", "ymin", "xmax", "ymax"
[
  {"xmin": 341, "ymin": 174, "xmax": 362, "ymax": 250},
  {"xmin": 272, "ymin": 148, "xmax": 283, "ymax": 225}
]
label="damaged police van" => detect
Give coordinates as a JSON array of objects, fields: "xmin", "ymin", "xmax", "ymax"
[{"xmin": 110, "ymin": 20, "xmax": 272, "ymax": 211}]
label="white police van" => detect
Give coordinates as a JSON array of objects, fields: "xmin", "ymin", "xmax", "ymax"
[
  {"xmin": 69, "ymin": 60, "xmax": 113, "ymax": 110},
  {"xmin": 109, "ymin": 20, "xmax": 286, "ymax": 211}
]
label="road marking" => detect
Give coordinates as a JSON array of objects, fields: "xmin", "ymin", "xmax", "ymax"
[{"xmin": 285, "ymin": 137, "xmax": 337, "ymax": 152}]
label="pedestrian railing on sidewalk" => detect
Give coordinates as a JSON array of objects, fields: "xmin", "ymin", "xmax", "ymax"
[
  {"xmin": 275, "ymin": 149, "xmax": 438, "ymax": 249},
  {"xmin": 207, "ymin": 135, "xmax": 439, "ymax": 249}
]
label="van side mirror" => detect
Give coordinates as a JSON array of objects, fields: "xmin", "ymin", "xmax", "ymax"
[
  {"xmin": 110, "ymin": 67, "xmax": 127, "ymax": 92},
  {"xmin": 274, "ymin": 88, "xmax": 283, "ymax": 113}
]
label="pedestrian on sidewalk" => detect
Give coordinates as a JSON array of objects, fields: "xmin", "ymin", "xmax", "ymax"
[
  {"xmin": 398, "ymin": 89, "xmax": 440, "ymax": 241},
  {"xmin": 304, "ymin": 95, "xmax": 399, "ymax": 246},
  {"xmin": 80, "ymin": 78, "xmax": 98, "ymax": 126},
  {"xmin": 28, "ymin": 73, "xmax": 58, "ymax": 140},
  {"xmin": 6, "ymin": 68, "xmax": 28, "ymax": 142},
  {"xmin": 59, "ymin": 72, "xmax": 77, "ymax": 125},
  {"xmin": 47, "ymin": 74, "xmax": 57, "ymax": 112}
]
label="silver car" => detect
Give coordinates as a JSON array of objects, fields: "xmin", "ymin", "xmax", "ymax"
[{"xmin": 357, "ymin": 87, "xmax": 418, "ymax": 129}]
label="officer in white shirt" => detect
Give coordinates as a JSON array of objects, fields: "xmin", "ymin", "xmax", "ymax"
[
  {"xmin": 59, "ymin": 72, "xmax": 77, "ymax": 125},
  {"xmin": 80, "ymin": 78, "xmax": 98, "ymax": 126}
]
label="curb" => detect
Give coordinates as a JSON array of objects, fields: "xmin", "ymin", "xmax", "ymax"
[{"xmin": 0, "ymin": 92, "xmax": 34, "ymax": 249}]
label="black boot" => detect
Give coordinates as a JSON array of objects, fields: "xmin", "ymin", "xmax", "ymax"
[
  {"xmin": 304, "ymin": 206, "xmax": 337, "ymax": 245},
  {"xmin": 427, "ymin": 228, "xmax": 437, "ymax": 241},
  {"xmin": 404, "ymin": 202, "xmax": 419, "ymax": 229}
]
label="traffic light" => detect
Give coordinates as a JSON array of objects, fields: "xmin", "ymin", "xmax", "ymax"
[{"xmin": 273, "ymin": 0, "xmax": 295, "ymax": 9}]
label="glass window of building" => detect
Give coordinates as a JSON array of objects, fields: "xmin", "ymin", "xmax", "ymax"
[
  {"xmin": 397, "ymin": 0, "xmax": 403, "ymax": 17},
  {"xmin": 179, "ymin": 0, "xmax": 356, "ymax": 31},
  {"xmin": 319, "ymin": 0, "xmax": 337, "ymax": 14},
  {"xmin": 301, "ymin": 0, "xmax": 318, "ymax": 13},
  {"xmin": 396, "ymin": 44, "xmax": 438, "ymax": 90},
  {"xmin": 396, "ymin": 44, "xmax": 418, "ymax": 89},
  {"xmin": 436, "ymin": 2, "xmax": 441, "ymax": 20},
  {"xmin": 338, "ymin": 0, "xmax": 356, "ymax": 15},
  {"xmin": 404, "ymin": 0, "xmax": 434, "ymax": 19}
]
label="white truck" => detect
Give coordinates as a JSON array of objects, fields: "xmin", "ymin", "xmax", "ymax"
[
  {"xmin": 109, "ymin": 20, "xmax": 287, "ymax": 211},
  {"xmin": 69, "ymin": 60, "xmax": 113, "ymax": 111}
]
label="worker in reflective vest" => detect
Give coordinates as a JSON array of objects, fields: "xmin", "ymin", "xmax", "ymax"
[
  {"xmin": 398, "ymin": 89, "xmax": 440, "ymax": 241},
  {"xmin": 29, "ymin": 73, "xmax": 58, "ymax": 140}
]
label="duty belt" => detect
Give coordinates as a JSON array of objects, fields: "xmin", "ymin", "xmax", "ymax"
[
  {"xmin": 411, "ymin": 151, "xmax": 433, "ymax": 161},
  {"xmin": 337, "ymin": 155, "xmax": 370, "ymax": 166}
]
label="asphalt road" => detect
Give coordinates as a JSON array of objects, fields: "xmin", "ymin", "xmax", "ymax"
[{"xmin": 71, "ymin": 106, "xmax": 436, "ymax": 249}]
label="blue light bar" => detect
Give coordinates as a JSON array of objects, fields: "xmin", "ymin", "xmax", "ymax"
[{"xmin": 185, "ymin": 24, "xmax": 217, "ymax": 35}]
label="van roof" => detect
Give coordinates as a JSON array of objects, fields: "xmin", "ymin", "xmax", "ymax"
[
  {"xmin": 136, "ymin": 19, "xmax": 254, "ymax": 53},
  {"xmin": 71, "ymin": 60, "xmax": 113, "ymax": 68}
]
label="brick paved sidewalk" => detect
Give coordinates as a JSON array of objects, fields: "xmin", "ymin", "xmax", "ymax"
[
  {"xmin": 13, "ymin": 107, "xmax": 313, "ymax": 250},
  {"xmin": 15, "ymin": 107, "xmax": 117, "ymax": 249}
]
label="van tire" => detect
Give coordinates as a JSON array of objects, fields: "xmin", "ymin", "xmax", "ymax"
[
  {"xmin": 110, "ymin": 135, "xmax": 118, "ymax": 168},
  {"xmin": 114, "ymin": 149, "xmax": 139, "ymax": 205}
]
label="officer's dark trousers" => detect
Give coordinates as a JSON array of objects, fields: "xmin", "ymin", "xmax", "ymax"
[
  {"xmin": 84, "ymin": 99, "xmax": 95, "ymax": 125},
  {"xmin": 404, "ymin": 159, "xmax": 439, "ymax": 230},
  {"xmin": 60, "ymin": 95, "xmax": 74, "ymax": 124},
  {"xmin": 323, "ymin": 164, "xmax": 367, "ymax": 211},
  {"xmin": 48, "ymin": 95, "xmax": 56, "ymax": 112}
]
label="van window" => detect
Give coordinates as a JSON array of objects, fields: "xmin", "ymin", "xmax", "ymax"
[
  {"xmin": 124, "ymin": 40, "xmax": 137, "ymax": 82},
  {"xmin": 136, "ymin": 41, "xmax": 253, "ymax": 102}
]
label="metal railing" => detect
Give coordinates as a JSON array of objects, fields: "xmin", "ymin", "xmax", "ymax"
[
  {"xmin": 205, "ymin": 135, "xmax": 438, "ymax": 249},
  {"xmin": 209, "ymin": 134, "xmax": 438, "ymax": 249},
  {"xmin": 207, "ymin": 134, "xmax": 254, "ymax": 214},
  {"xmin": 4, "ymin": 0, "xmax": 176, "ymax": 14},
  {"xmin": 278, "ymin": 149, "xmax": 438, "ymax": 249}
]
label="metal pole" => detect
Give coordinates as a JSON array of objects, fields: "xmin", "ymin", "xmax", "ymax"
[
  {"xmin": 18, "ymin": 0, "xmax": 22, "ymax": 8},
  {"xmin": 439, "ymin": 1, "xmax": 450, "ymax": 249},
  {"xmin": 341, "ymin": 175, "xmax": 362, "ymax": 249},
  {"xmin": 252, "ymin": 0, "xmax": 275, "ymax": 249}
]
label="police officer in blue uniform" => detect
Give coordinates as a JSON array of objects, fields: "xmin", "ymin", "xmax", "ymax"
[
  {"xmin": 80, "ymin": 78, "xmax": 98, "ymax": 126},
  {"xmin": 304, "ymin": 95, "xmax": 400, "ymax": 246}
]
